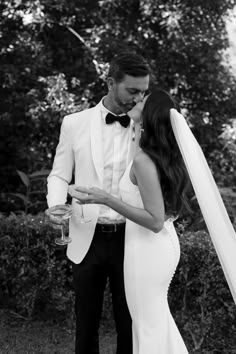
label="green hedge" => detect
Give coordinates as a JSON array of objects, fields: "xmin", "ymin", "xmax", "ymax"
[
  {"xmin": 0, "ymin": 213, "xmax": 235, "ymax": 352},
  {"xmin": 169, "ymin": 223, "xmax": 236, "ymax": 352},
  {"xmin": 0, "ymin": 213, "xmax": 74, "ymax": 319}
]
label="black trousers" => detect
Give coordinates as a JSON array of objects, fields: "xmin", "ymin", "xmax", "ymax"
[{"xmin": 72, "ymin": 223, "xmax": 132, "ymax": 354}]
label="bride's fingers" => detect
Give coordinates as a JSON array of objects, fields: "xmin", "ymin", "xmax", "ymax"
[
  {"xmin": 74, "ymin": 186, "xmax": 90, "ymax": 193},
  {"xmin": 75, "ymin": 194, "xmax": 94, "ymax": 204}
]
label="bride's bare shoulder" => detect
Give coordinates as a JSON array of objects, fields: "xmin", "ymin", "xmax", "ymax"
[
  {"xmin": 133, "ymin": 149, "xmax": 154, "ymax": 167},
  {"xmin": 132, "ymin": 149, "xmax": 160, "ymax": 184}
]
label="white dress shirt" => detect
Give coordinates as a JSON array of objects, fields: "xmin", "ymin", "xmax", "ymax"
[{"xmin": 98, "ymin": 98, "xmax": 131, "ymax": 224}]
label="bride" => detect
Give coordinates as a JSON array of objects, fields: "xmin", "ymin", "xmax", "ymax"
[{"xmin": 74, "ymin": 88, "xmax": 236, "ymax": 353}]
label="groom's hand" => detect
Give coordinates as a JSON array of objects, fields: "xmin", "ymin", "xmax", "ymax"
[{"xmin": 45, "ymin": 210, "xmax": 66, "ymax": 230}]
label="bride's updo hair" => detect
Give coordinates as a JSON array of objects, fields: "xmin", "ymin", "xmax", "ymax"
[{"xmin": 140, "ymin": 88, "xmax": 191, "ymax": 216}]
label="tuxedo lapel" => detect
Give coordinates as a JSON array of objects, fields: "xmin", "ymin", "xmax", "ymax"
[{"xmin": 90, "ymin": 106, "xmax": 104, "ymax": 185}]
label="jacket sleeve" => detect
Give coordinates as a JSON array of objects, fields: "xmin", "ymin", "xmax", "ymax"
[{"xmin": 46, "ymin": 116, "xmax": 75, "ymax": 207}]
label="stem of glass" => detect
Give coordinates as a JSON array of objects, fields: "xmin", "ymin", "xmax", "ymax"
[{"xmin": 60, "ymin": 224, "xmax": 65, "ymax": 241}]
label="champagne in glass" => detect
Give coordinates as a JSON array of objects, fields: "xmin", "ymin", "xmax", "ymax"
[{"xmin": 45, "ymin": 204, "xmax": 72, "ymax": 245}]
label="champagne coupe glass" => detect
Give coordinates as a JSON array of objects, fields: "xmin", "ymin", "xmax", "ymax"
[
  {"xmin": 68, "ymin": 185, "xmax": 91, "ymax": 223},
  {"xmin": 45, "ymin": 204, "xmax": 73, "ymax": 245}
]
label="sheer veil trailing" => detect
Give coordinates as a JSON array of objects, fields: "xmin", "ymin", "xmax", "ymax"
[{"xmin": 170, "ymin": 108, "xmax": 236, "ymax": 305}]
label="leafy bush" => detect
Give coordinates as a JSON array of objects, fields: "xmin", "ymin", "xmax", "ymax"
[
  {"xmin": 0, "ymin": 213, "xmax": 74, "ymax": 318},
  {"xmin": 0, "ymin": 214, "xmax": 235, "ymax": 352},
  {"xmin": 170, "ymin": 223, "xmax": 236, "ymax": 353},
  {"xmin": 5, "ymin": 169, "xmax": 51, "ymax": 214}
]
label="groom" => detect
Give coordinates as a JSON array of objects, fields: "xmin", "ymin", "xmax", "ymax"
[{"xmin": 46, "ymin": 51, "xmax": 150, "ymax": 353}]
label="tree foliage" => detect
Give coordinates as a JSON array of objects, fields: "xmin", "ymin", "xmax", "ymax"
[{"xmin": 1, "ymin": 0, "xmax": 236, "ymax": 213}]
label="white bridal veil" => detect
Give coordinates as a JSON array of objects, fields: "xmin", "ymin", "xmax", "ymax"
[{"xmin": 170, "ymin": 109, "xmax": 236, "ymax": 305}]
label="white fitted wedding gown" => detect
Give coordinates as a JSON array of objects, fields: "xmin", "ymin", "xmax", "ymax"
[{"xmin": 120, "ymin": 161, "xmax": 189, "ymax": 354}]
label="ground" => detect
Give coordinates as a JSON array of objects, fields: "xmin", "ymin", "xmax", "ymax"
[{"xmin": 0, "ymin": 310, "xmax": 116, "ymax": 354}]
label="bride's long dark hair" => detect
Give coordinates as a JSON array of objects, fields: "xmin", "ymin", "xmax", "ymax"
[{"xmin": 140, "ymin": 88, "xmax": 191, "ymax": 216}]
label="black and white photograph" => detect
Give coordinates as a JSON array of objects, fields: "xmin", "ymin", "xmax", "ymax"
[{"xmin": 1, "ymin": 1, "xmax": 236, "ymax": 353}]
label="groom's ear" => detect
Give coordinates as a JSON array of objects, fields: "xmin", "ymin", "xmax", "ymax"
[{"xmin": 107, "ymin": 77, "xmax": 115, "ymax": 92}]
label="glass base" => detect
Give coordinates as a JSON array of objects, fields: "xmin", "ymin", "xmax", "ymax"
[{"xmin": 55, "ymin": 237, "xmax": 72, "ymax": 246}]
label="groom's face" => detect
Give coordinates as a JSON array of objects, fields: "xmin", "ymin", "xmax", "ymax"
[{"xmin": 110, "ymin": 74, "xmax": 149, "ymax": 113}]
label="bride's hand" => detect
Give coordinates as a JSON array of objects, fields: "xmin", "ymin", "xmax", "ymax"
[
  {"xmin": 73, "ymin": 186, "xmax": 109, "ymax": 205},
  {"xmin": 127, "ymin": 94, "xmax": 149, "ymax": 123},
  {"xmin": 127, "ymin": 101, "xmax": 144, "ymax": 123}
]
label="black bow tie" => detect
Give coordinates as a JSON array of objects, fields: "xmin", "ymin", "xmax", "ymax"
[{"xmin": 105, "ymin": 112, "xmax": 130, "ymax": 128}]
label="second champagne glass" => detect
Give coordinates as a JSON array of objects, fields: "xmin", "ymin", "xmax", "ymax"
[{"xmin": 68, "ymin": 185, "xmax": 91, "ymax": 223}]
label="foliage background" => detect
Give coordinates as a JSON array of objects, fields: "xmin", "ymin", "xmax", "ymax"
[{"xmin": 1, "ymin": 0, "xmax": 236, "ymax": 217}]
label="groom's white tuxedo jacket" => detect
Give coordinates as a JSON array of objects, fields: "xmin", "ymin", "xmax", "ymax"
[{"xmin": 47, "ymin": 99, "xmax": 135, "ymax": 264}]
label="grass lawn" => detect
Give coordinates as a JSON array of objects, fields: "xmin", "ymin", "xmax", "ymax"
[
  {"xmin": 1, "ymin": 308, "xmax": 236, "ymax": 353},
  {"xmin": 0, "ymin": 310, "xmax": 116, "ymax": 354}
]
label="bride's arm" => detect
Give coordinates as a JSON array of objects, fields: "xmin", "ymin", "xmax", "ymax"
[
  {"xmin": 109, "ymin": 152, "xmax": 164, "ymax": 232},
  {"xmin": 74, "ymin": 152, "xmax": 165, "ymax": 233}
]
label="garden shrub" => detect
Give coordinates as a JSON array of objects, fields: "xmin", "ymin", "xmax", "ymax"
[
  {"xmin": 169, "ymin": 223, "xmax": 236, "ymax": 353},
  {"xmin": 0, "ymin": 214, "xmax": 235, "ymax": 352},
  {"xmin": 0, "ymin": 212, "xmax": 74, "ymax": 318}
]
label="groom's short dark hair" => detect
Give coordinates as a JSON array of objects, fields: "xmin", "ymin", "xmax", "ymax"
[{"xmin": 108, "ymin": 52, "xmax": 150, "ymax": 82}]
